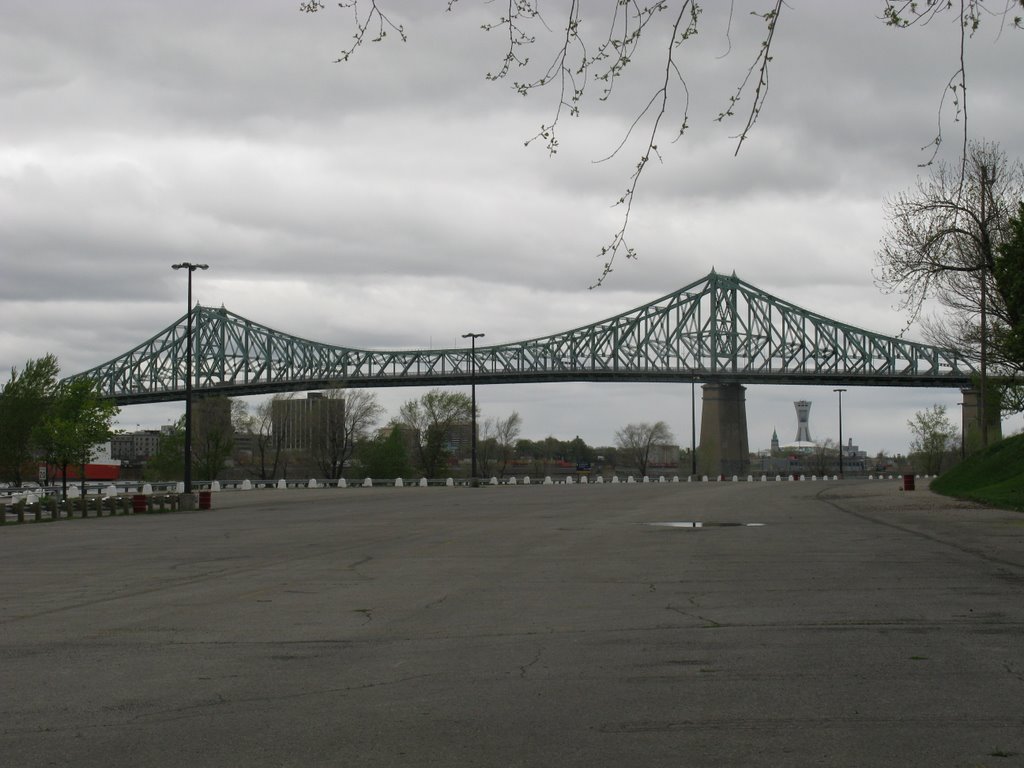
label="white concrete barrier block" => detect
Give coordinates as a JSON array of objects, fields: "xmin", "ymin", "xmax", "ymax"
[
  {"xmin": 211, "ymin": 480, "xmax": 221, "ymax": 492},
  {"xmin": 611, "ymin": 476, "xmax": 620, "ymax": 484},
  {"xmin": 811, "ymin": 475, "xmax": 817, "ymax": 482},
  {"xmin": 418, "ymin": 477, "xmax": 427, "ymax": 487},
  {"xmin": 731, "ymin": 475, "xmax": 738, "ymax": 483},
  {"xmin": 362, "ymin": 477, "xmax": 373, "ymax": 488},
  {"xmin": 27, "ymin": 493, "xmax": 39, "ymax": 504},
  {"xmin": 701, "ymin": 475, "xmax": 708, "ymax": 482},
  {"xmin": 799, "ymin": 475, "xmax": 806, "ymax": 482},
  {"xmin": 143, "ymin": 483, "xmax": 155, "ymax": 494},
  {"xmin": 658, "ymin": 476, "xmax": 665, "ymax": 483},
  {"xmin": 508, "ymin": 476, "xmax": 517, "ymax": 486},
  {"xmin": 672, "ymin": 476, "xmax": 679, "ymax": 483},
  {"xmin": 642, "ymin": 476, "xmax": 650, "ymax": 483},
  {"xmin": 394, "ymin": 477, "xmax": 404, "ymax": 487},
  {"xmin": 595, "ymin": 476, "xmax": 604, "ymax": 484},
  {"xmin": 277, "ymin": 479, "xmax": 287, "ymax": 490},
  {"xmin": 687, "ymin": 476, "xmax": 692, "ymax": 483},
  {"xmin": 176, "ymin": 481, "xmax": 185, "ymax": 493},
  {"xmin": 445, "ymin": 477, "xmax": 454, "ymax": 487},
  {"xmin": 523, "ymin": 476, "xmax": 531, "ymax": 485},
  {"xmin": 775, "ymin": 475, "xmax": 781, "ymax": 482},
  {"xmin": 489, "ymin": 477, "xmax": 498, "ymax": 485},
  {"xmin": 104, "ymin": 485, "xmax": 117, "ymax": 497},
  {"xmin": 543, "ymin": 476, "xmax": 553, "ymax": 485},
  {"xmin": 627, "ymin": 476, "xmax": 636, "ymax": 484},
  {"xmin": 580, "ymin": 476, "xmax": 589, "ymax": 484},
  {"xmin": 67, "ymin": 486, "xmax": 81, "ymax": 499},
  {"xmin": 746, "ymin": 475, "xmax": 753, "ymax": 482},
  {"xmin": 338, "ymin": 478, "xmax": 347, "ymax": 488},
  {"xmin": 565, "ymin": 476, "xmax": 574, "ymax": 485},
  {"xmin": 307, "ymin": 479, "xmax": 317, "ymax": 489}
]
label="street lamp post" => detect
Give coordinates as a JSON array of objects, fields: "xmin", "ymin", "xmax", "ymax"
[
  {"xmin": 462, "ymin": 332, "xmax": 485, "ymax": 487},
  {"xmin": 172, "ymin": 262, "xmax": 209, "ymax": 498},
  {"xmin": 834, "ymin": 388, "xmax": 847, "ymax": 478},
  {"xmin": 691, "ymin": 381, "xmax": 697, "ymax": 477}
]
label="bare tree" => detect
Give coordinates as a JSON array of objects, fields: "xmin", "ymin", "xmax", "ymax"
[
  {"xmin": 878, "ymin": 142, "xmax": 1024, "ymax": 338},
  {"xmin": 808, "ymin": 439, "xmax": 837, "ymax": 478},
  {"xmin": 615, "ymin": 421, "xmax": 674, "ymax": 477},
  {"xmin": 244, "ymin": 394, "xmax": 294, "ymax": 480},
  {"xmin": 303, "ymin": 1, "xmax": 1020, "ymax": 285},
  {"xmin": 309, "ymin": 389, "xmax": 384, "ymax": 479},
  {"xmin": 877, "ymin": 141, "xmax": 1024, "ymax": 438},
  {"xmin": 478, "ymin": 411, "xmax": 522, "ymax": 479}
]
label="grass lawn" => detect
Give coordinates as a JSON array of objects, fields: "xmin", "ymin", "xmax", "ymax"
[{"xmin": 931, "ymin": 433, "xmax": 1024, "ymax": 512}]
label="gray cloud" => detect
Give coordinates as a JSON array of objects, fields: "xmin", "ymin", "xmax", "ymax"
[{"xmin": 3, "ymin": 1, "xmax": 1022, "ymax": 452}]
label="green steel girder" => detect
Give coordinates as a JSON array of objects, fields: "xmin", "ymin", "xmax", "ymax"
[{"xmin": 68, "ymin": 271, "xmax": 975, "ymax": 404}]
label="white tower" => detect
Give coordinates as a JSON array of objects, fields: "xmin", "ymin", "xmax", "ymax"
[{"xmin": 794, "ymin": 401, "xmax": 812, "ymax": 443}]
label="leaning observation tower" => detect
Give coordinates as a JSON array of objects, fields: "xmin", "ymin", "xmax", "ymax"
[{"xmin": 794, "ymin": 401, "xmax": 812, "ymax": 443}]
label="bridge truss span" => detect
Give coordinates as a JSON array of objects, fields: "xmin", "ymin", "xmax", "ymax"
[{"xmin": 72, "ymin": 271, "xmax": 974, "ymax": 404}]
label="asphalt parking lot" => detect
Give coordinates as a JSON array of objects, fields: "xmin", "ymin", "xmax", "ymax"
[{"xmin": 2, "ymin": 480, "xmax": 1023, "ymax": 767}]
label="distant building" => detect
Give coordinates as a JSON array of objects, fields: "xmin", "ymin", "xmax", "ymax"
[
  {"xmin": 272, "ymin": 392, "xmax": 345, "ymax": 453},
  {"xmin": 794, "ymin": 401, "xmax": 812, "ymax": 443},
  {"xmin": 839, "ymin": 438, "xmax": 868, "ymax": 473},
  {"xmin": 646, "ymin": 443, "xmax": 680, "ymax": 469},
  {"xmin": 111, "ymin": 429, "xmax": 162, "ymax": 463}
]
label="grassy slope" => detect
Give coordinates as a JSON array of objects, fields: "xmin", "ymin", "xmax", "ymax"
[{"xmin": 931, "ymin": 433, "xmax": 1024, "ymax": 512}]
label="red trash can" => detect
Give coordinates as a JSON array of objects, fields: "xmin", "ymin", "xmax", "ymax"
[
  {"xmin": 131, "ymin": 494, "xmax": 148, "ymax": 514},
  {"xmin": 198, "ymin": 490, "xmax": 212, "ymax": 510},
  {"xmin": 902, "ymin": 474, "xmax": 915, "ymax": 491}
]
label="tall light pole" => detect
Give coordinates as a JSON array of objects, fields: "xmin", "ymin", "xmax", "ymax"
[
  {"xmin": 462, "ymin": 332, "xmax": 485, "ymax": 487},
  {"xmin": 834, "ymin": 388, "xmax": 847, "ymax": 478},
  {"xmin": 172, "ymin": 262, "xmax": 208, "ymax": 497},
  {"xmin": 691, "ymin": 381, "xmax": 697, "ymax": 477}
]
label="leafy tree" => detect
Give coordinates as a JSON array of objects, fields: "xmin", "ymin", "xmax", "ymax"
[
  {"xmin": 308, "ymin": 389, "xmax": 384, "ymax": 479},
  {"xmin": 305, "ymin": 1, "xmax": 1020, "ymax": 284},
  {"xmin": 615, "ymin": 421, "xmax": 674, "ymax": 477},
  {"xmin": 34, "ymin": 378, "xmax": 119, "ymax": 500},
  {"xmin": 191, "ymin": 397, "xmax": 236, "ymax": 481},
  {"xmin": 144, "ymin": 419, "xmax": 185, "ymax": 482},
  {"xmin": 361, "ymin": 425, "xmax": 412, "ymax": 479},
  {"xmin": 908, "ymin": 404, "xmax": 959, "ymax": 475},
  {"xmin": 0, "ymin": 355, "xmax": 61, "ymax": 484},
  {"xmin": 994, "ymin": 202, "xmax": 1024, "ymax": 368},
  {"xmin": 398, "ymin": 389, "xmax": 472, "ymax": 477}
]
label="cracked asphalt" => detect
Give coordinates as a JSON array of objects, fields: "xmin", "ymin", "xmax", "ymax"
[{"xmin": 2, "ymin": 480, "xmax": 1023, "ymax": 767}]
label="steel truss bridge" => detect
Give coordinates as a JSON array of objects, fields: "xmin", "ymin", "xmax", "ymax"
[{"xmin": 71, "ymin": 270, "xmax": 975, "ymax": 405}]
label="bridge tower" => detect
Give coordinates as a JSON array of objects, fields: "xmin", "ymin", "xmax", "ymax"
[
  {"xmin": 698, "ymin": 383, "xmax": 750, "ymax": 477},
  {"xmin": 794, "ymin": 400, "xmax": 812, "ymax": 443},
  {"xmin": 961, "ymin": 388, "xmax": 1003, "ymax": 453}
]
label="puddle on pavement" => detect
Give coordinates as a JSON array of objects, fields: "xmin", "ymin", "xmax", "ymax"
[{"xmin": 647, "ymin": 522, "xmax": 766, "ymax": 528}]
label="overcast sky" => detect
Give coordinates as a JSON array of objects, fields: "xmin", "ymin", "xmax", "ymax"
[{"xmin": 2, "ymin": 1, "xmax": 1022, "ymax": 456}]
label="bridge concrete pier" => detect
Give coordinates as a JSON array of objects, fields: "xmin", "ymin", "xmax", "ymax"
[
  {"xmin": 961, "ymin": 388, "xmax": 1002, "ymax": 453},
  {"xmin": 697, "ymin": 382, "xmax": 750, "ymax": 478}
]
